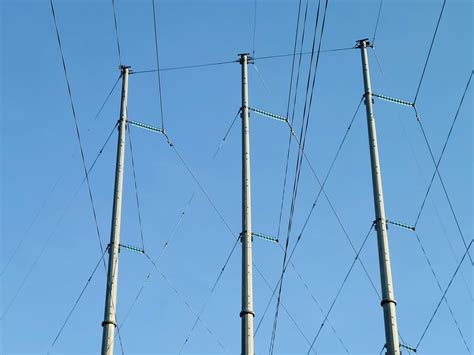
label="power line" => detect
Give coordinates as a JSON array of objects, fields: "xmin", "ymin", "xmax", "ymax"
[
  {"xmin": 151, "ymin": 0, "xmax": 166, "ymax": 131},
  {"xmin": 252, "ymin": 0, "xmax": 257, "ymax": 56},
  {"xmin": 111, "ymin": 0, "xmax": 122, "ymax": 65},
  {"xmin": 49, "ymin": 0, "xmax": 106, "ymax": 263},
  {"xmin": 93, "ymin": 74, "xmax": 122, "ymax": 121},
  {"xmin": 413, "ymin": 0, "xmax": 446, "ymax": 104},
  {"xmin": 130, "ymin": 47, "xmax": 355, "ymax": 75},
  {"xmin": 415, "ymin": 239, "xmax": 473, "ymax": 350},
  {"xmin": 212, "ymin": 109, "xmax": 241, "ymax": 159},
  {"xmin": 270, "ymin": 1, "xmax": 328, "ymax": 351}
]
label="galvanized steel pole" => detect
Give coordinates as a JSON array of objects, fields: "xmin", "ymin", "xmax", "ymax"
[
  {"xmin": 239, "ymin": 53, "xmax": 255, "ymax": 355},
  {"xmin": 101, "ymin": 65, "xmax": 130, "ymax": 355},
  {"xmin": 356, "ymin": 39, "xmax": 400, "ymax": 355}
]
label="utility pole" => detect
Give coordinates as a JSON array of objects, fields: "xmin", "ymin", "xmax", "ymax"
[
  {"xmin": 101, "ymin": 65, "xmax": 130, "ymax": 355},
  {"xmin": 239, "ymin": 53, "xmax": 255, "ymax": 355},
  {"xmin": 356, "ymin": 39, "xmax": 400, "ymax": 355}
]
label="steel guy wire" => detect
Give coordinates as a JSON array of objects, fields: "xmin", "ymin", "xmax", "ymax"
[
  {"xmin": 178, "ymin": 236, "xmax": 240, "ymax": 353},
  {"xmin": 111, "ymin": 0, "xmax": 122, "ymax": 66},
  {"xmin": 252, "ymin": 0, "xmax": 257, "ymax": 57},
  {"xmin": 371, "ymin": 0, "xmax": 383, "ymax": 45},
  {"xmin": 413, "ymin": 231, "xmax": 471, "ymax": 352},
  {"xmin": 50, "ymin": 0, "xmax": 107, "ymax": 265},
  {"xmin": 415, "ymin": 239, "xmax": 473, "ymax": 350},
  {"xmin": 48, "ymin": 247, "xmax": 109, "ymax": 353},
  {"xmin": 371, "ymin": 47, "xmax": 472, "ymax": 299},
  {"xmin": 93, "ymin": 73, "xmax": 122, "ymax": 122},
  {"xmin": 306, "ymin": 223, "xmax": 375, "ymax": 354},
  {"xmin": 0, "ymin": 121, "xmax": 118, "ymax": 320},
  {"xmin": 143, "ymin": 254, "xmax": 227, "ymax": 352},
  {"xmin": 413, "ymin": 106, "xmax": 473, "ymax": 265},
  {"xmin": 152, "ymin": 0, "xmax": 166, "ymax": 131},
  {"xmin": 127, "ymin": 124, "xmax": 146, "ymax": 251},
  {"xmin": 413, "ymin": 0, "xmax": 446, "ymax": 104},
  {"xmin": 119, "ymin": 193, "xmax": 195, "ymax": 329},
  {"xmin": 213, "ymin": 109, "xmax": 241, "ymax": 159}
]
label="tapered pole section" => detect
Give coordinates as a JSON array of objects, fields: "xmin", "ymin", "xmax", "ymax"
[
  {"xmin": 239, "ymin": 53, "xmax": 254, "ymax": 355},
  {"xmin": 101, "ymin": 65, "xmax": 130, "ymax": 355},
  {"xmin": 356, "ymin": 39, "xmax": 400, "ymax": 355}
]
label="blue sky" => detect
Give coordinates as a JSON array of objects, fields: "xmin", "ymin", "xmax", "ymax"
[{"xmin": 1, "ymin": 0, "xmax": 472, "ymax": 354}]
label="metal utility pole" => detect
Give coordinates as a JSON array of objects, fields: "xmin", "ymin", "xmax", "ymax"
[
  {"xmin": 356, "ymin": 39, "xmax": 400, "ymax": 355},
  {"xmin": 239, "ymin": 53, "xmax": 255, "ymax": 355},
  {"xmin": 101, "ymin": 65, "xmax": 130, "ymax": 355}
]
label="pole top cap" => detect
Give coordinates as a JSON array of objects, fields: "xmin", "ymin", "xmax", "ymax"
[
  {"xmin": 119, "ymin": 65, "xmax": 132, "ymax": 72},
  {"xmin": 238, "ymin": 53, "xmax": 253, "ymax": 64},
  {"xmin": 355, "ymin": 39, "xmax": 372, "ymax": 48}
]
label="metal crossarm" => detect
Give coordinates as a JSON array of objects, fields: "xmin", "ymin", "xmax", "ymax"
[
  {"xmin": 119, "ymin": 243, "xmax": 145, "ymax": 254},
  {"xmin": 372, "ymin": 93, "xmax": 414, "ymax": 107},
  {"xmin": 248, "ymin": 107, "xmax": 288, "ymax": 123}
]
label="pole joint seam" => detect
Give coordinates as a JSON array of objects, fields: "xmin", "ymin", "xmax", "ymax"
[
  {"xmin": 380, "ymin": 298, "xmax": 397, "ymax": 307},
  {"xmin": 101, "ymin": 320, "xmax": 117, "ymax": 328}
]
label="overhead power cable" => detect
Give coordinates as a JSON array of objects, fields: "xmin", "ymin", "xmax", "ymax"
[
  {"xmin": 93, "ymin": 73, "xmax": 122, "ymax": 121},
  {"xmin": 413, "ymin": 0, "xmax": 446, "ymax": 104},
  {"xmin": 415, "ymin": 239, "xmax": 473, "ymax": 351},
  {"xmin": 212, "ymin": 109, "xmax": 241, "ymax": 159},
  {"xmin": 50, "ymin": 0, "xmax": 107, "ymax": 263},
  {"xmin": 271, "ymin": 1, "xmax": 328, "ymax": 351},
  {"xmin": 252, "ymin": 0, "xmax": 257, "ymax": 56}
]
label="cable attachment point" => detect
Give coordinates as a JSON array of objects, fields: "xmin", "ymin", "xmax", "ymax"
[
  {"xmin": 400, "ymin": 343, "xmax": 417, "ymax": 352},
  {"xmin": 252, "ymin": 232, "xmax": 279, "ymax": 243}
]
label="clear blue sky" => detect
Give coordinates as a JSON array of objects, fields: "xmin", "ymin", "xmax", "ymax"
[{"xmin": 1, "ymin": 0, "xmax": 472, "ymax": 354}]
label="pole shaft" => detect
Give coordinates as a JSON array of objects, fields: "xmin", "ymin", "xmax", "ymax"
[
  {"xmin": 240, "ymin": 53, "xmax": 254, "ymax": 355},
  {"xmin": 357, "ymin": 40, "xmax": 400, "ymax": 355},
  {"xmin": 101, "ymin": 66, "xmax": 130, "ymax": 355}
]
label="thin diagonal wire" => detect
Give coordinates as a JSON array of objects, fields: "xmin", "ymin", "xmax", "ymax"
[
  {"xmin": 371, "ymin": 0, "xmax": 383, "ymax": 44},
  {"xmin": 413, "ymin": 0, "xmax": 446, "ymax": 104},
  {"xmin": 152, "ymin": 0, "xmax": 166, "ymax": 131},
  {"xmin": 131, "ymin": 60, "xmax": 237, "ymax": 74},
  {"xmin": 1, "ymin": 121, "xmax": 118, "ymax": 320},
  {"xmin": 415, "ymin": 239, "xmax": 473, "ymax": 350},
  {"xmin": 414, "ymin": 231, "xmax": 470, "ymax": 352},
  {"xmin": 413, "ymin": 72, "xmax": 472, "ymax": 227},
  {"xmin": 307, "ymin": 223, "xmax": 375, "ymax": 354},
  {"xmin": 119, "ymin": 193, "xmax": 195, "ymax": 329},
  {"xmin": 178, "ymin": 236, "xmax": 240, "ymax": 353},
  {"xmin": 213, "ymin": 109, "xmax": 241, "ymax": 159},
  {"xmin": 111, "ymin": 0, "xmax": 122, "ymax": 66},
  {"xmin": 48, "ymin": 247, "xmax": 108, "ymax": 352},
  {"xmin": 277, "ymin": 0, "xmax": 304, "ymax": 240},
  {"xmin": 413, "ymin": 107, "xmax": 473, "ymax": 264},
  {"xmin": 93, "ymin": 73, "xmax": 122, "ymax": 121},
  {"xmin": 127, "ymin": 124, "xmax": 146, "ymax": 251},
  {"xmin": 253, "ymin": 47, "xmax": 355, "ymax": 61},
  {"xmin": 144, "ymin": 254, "xmax": 227, "ymax": 352},
  {"xmin": 49, "ymin": 0, "xmax": 106, "ymax": 264},
  {"xmin": 371, "ymin": 48, "xmax": 472, "ymax": 299}
]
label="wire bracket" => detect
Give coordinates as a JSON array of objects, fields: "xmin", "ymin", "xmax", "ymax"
[
  {"xmin": 248, "ymin": 107, "xmax": 288, "ymax": 123},
  {"xmin": 372, "ymin": 93, "xmax": 414, "ymax": 107}
]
